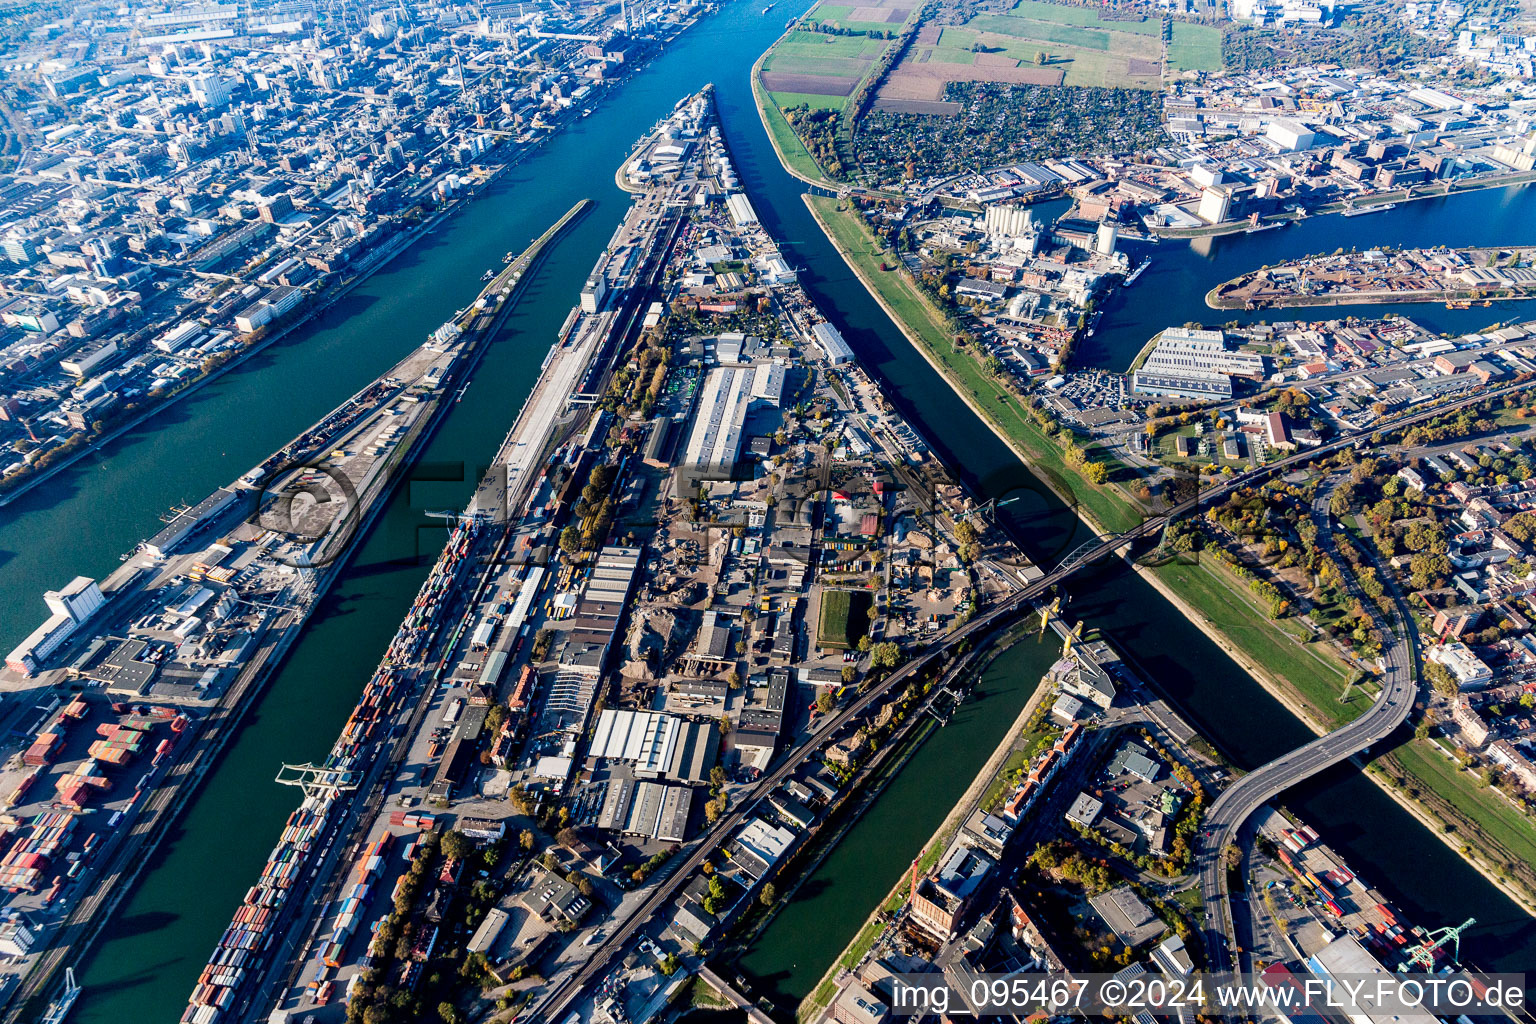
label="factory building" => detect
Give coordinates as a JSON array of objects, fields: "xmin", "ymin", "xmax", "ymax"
[
  {"xmin": 586, "ymin": 708, "xmax": 719, "ymax": 784},
  {"xmin": 809, "ymin": 321, "xmax": 854, "ymax": 365},
  {"xmin": 1267, "ymin": 118, "xmax": 1319, "ymax": 152},
  {"xmin": 6, "ymin": 577, "xmax": 106, "ymax": 676},
  {"xmin": 1131, "ymin": 328, "xmax": 1267, "ymax": 399},
  {"xmin": 984, "ymin": 203, "xmax": 1037, "ymax": 240},
  {"xmin": 681, "ymin": 362, "xmax": 783, "ymax": 481},
  {"xmin": 1197, "ymin": 185, "xmax": 1232, "ymax": 224},
  {"xmin": 909, "ymin": 837, "xmax": 996, "ymax": 942}
]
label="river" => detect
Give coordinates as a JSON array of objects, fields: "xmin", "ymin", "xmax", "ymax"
[{"xmin": 0, "ymin": 1, "xmax": 1524, "ymax": 1018}]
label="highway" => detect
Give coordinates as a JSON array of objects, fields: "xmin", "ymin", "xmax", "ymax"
[
  {"xmin": 1194, "ymin": 468, "xmax": 1421, "ymax": 976},
  {"xmin": 524, "ymin": 379, "xmax": 1536, "ymax": 1023}
]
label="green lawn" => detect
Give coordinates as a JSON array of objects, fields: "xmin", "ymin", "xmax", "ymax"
[
  {"xmin": 807, "ymin": 2, "xmax": 855, "ymax": 18},
  {"xmin": 980, "ymin": 748, "xmax": 1031, "ymax": 811},
  {"xmin": 1150, "ymin": 556, "xmax": 1366, "ymax": 731},
  {"xmin": 967, "ymin": 14, "xmax": 1118, "ymax": 51},
  {"xmin": 937, "ymin": 25, "xmax": 979, "ymax": 47},
  {"xmin": 922, "ymin": 45, "xmax": 978, "ymax": 64},
  {"xmin": 807, "ymin": 196, "xmax": 1144, "ymax": 535},
  {"xmin": 771, "ymin": 31, "xmax": 891, "ymax": 58},
  {"xmin": 818, "ymin": 588, "xmax": 871, "ymax": 649},
  {"xmin": 1388, "ymin": 739, "xmax": 1536, "ymax": 873},
  {"xmin": 1168, "ymin": 22, "xmax": 1222, "ymax": 70},
  {"xmin": 767, "ymin": 90, "xmax": 849, "ymax": 111}
]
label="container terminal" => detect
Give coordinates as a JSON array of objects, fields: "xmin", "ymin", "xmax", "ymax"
[
  {"xmin": 186, "ymin": 125, "xmax": 709, "ymax": 1024},
  {"xmin": 0, "ymin": 201, "xmax": 589, "ymax": 1023},
  {"xmin": 195, "ymin": 87, "xmax": 1035, "ymax": 1024}
]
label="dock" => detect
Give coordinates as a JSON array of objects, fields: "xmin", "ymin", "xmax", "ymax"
[{"xmin": 0, "ymin": 205, "xmax": 591, "ymax": 1024}]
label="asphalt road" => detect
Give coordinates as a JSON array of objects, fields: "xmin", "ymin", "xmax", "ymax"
[
  {"xmin": 1195, "ymin": 469, "xmax": 1420, "ymax": 977},
  {"xmin": 528, "ymin": 380, "xmax": 1534, "ymax": 1023}
]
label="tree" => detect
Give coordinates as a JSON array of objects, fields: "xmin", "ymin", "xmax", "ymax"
[
  {"xmin": 559, "ymin": 525, "xmax": 583, "ymax": 554},
  {"xmin": 760, "ymin": 882, "xmax": 778, "ymax": 906},
  {"xmin": 519, "ymin": 829, "xmax": 536, "ymax": 852},
  {"xmin": 841, "ymin": 664, "xmax": 857, "ymax": 684},
  {"xmin": 815, "ymin": 690, "xmax": 835, "ymax": 714},
  {"xmin": 1034, "ymin": 50, "xmax": 1047, "ymax": 65},
  {"xmin": 442, "ymin": 830, "xmax": 472, "ymax": 862},
  {"xmin": 1083, "ymin": 462, "xmax": 1109, "ymax": 485},
  {"xmin": 438, "ymin": 1003, "xmax": 460, "ymax": 1024},
  {"xmin": 870, "ymin": 641, "xmax": 901, "ymax": 670}
]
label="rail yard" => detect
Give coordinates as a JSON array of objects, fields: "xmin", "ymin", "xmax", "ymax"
[{"xmin": 0, "ymin": 202, "xmax": 586, "ymax": 1024}]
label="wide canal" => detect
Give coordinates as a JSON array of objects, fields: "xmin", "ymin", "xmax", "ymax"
[{"xmin": 0, "ymin": 0, "xmax": 1524, "ymax": 1017}]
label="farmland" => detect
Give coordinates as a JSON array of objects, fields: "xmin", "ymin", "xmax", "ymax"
[
  {"xmin": 758, "ymin": 0, "xmax": 920, "ymax": 109},
  {"xmin": 890, "ymin": 0, "xmax": 1223, "ymax": 92}
]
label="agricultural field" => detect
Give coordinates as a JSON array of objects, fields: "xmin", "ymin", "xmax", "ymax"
[
  {"xmin": 880, "ymin": 0, "xmax": 1222, "ymax": 96},
  {"xmin": 759, "ymin": 0, "xmax": 918, "ymax": 108}
]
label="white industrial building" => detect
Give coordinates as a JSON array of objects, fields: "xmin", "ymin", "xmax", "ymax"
[
  {"xmin": 983, "ymin": 203, "xmax": 1036, "ymax": 239},
  {"xmin": 1197, "ymin": 185, "xmax": 1232, "ymax": 224},
  {"xmin": 1131, "ymin": 328, "xmax": 1266, "ymax": 399},
  {"xmin": 1306, "ymin": 934, "xmax": 1439, "ymax": 1024},
  {"xmin": 809, "ymin": 321, "xmax": 854, "ymax": 365},
  {"xmin": 586, "ymin": 709, "xmax": 719, "ymax": 783},
  {"xmin": 1267, "ymin": 118, "xmax": 1319, "ymax": 152},
  {"xmin": 725, "ymin": 192, "xmax": 758, "ymax": 228},
  {"xmin": 6, "ymin": 576, "xmax": 106, "ymax": 677},
  {"xmin": 681, "ymin": 362, "xmax": 783, "ymax": 479}
]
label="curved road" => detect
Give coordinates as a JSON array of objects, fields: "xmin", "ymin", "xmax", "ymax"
[
  {"xmin": 527, "ymin": 380, "xmax": 1528, "ymax": 1023},
  {"xmin": 1195, "ymin": 470, "xmax": 1420, "ymax": 977}
]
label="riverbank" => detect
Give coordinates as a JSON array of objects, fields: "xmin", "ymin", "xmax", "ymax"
[
  {"xmin": 0, "ymin": 9, "xmax": 723, "ymax": 516},
  {"xmin": 799, "ymin": 186, "xmax": 1536, "ymax": 929},
  {"xmin": 0, "ymin": 154, "xmax": 497, "ymax": 513},
  {"xmin": 8, "ymin": 309, "xmax": 485, "ymax": 1018},
  {"xmin": 1207, "ymin": 289, "xmax": 1526, "ymax": 311},
  {"xmin": 750, "ymin": 31, "xmax": 840, "ymax": 192},
  {"xmin": 1205, "ymin": 242, "xmax": 1536, "ymax": 311},
  {"xmin": 803, "ymin": 195, "xmax": 1139, "ymax": 537},
  {"xmin": 1147, "ymin": 168, "xmax": 1536, "ymax": 240},
  {"xmin": 794, "ymin": 655, "xmax": 1051, "ymax": 1023}
]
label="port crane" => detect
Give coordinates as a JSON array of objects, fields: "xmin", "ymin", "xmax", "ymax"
[
  {"xmin": 38, "ymin": 967, "xmax": 80, "ymax": 1024},
  {"xmin": 1397, "ymin": 917, "xmax": 1475, "ymax": 971},
  {"xmin": 275, "ymin": 763, "xmax": 361, "ymax": 799}
]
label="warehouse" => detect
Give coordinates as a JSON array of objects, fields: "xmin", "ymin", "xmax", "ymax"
[
  {"xmin": 809, "ymin": 321, "xmax": 854, "ymax": 365},
  {"xmin": 586, "ymin": 709, "xmax": 719, "ymax": 784},
  {"xmin": 1307, "ymin": 935, "xmax": 1439, "ymax": 1024},
  {"xmin": 681, "ymin": 365, "xmax": 755, "ymax": 480},
  {"xmin": 1132, "ymin": 328, "xmax": 1265, "ymax": 399},
  {"xmin": 596, "ymin": 776, "xmax": 693, "ymax": 841},
  {"xmin": 725, "ymin": 192, "xmax": 759, "ymax": 228}
]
